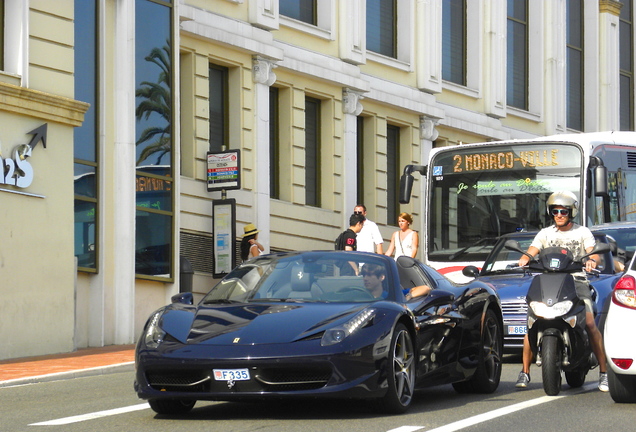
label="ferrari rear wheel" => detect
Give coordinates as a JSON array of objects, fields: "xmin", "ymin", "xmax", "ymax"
[
  {"xmin": 380, "ymin": 323, "xmax": 415, "ymax": 414},
  {"xmin": 452, "ymin": 308, "xmax": 503, "ymax": 393},
  {"xmin": 148, "ymin": 398, "xmax": 196, "ymax": 415}
]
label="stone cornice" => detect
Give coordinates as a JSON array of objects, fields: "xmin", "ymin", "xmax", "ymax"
[
  {"xmin": 0, "ymin": 82, "xmax": 89, "ymax": 127},
  {"xmin": 599, "ymin": 0, "xmax": 622, "ymax": 16}
]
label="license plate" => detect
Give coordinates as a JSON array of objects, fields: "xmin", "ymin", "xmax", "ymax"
[
  {"xmin": 213, "ymin": 368, "xmax": 250, "ymax": 381},
  {"xmin": 507, "ymin": 325, "xmax": 527, "ymax": 335}
]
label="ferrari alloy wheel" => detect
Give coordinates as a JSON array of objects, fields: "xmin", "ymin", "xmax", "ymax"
[
  {"xmin": 148, "ymin": 398, "xmax": 196, "ymax": 415},
  {"xmin": 453, "ymin": 308, "xmax": 503, "ymax": 393},
  {"xmin": 381, "ymin": 323, "xmax": 415, "ymax": 414}
]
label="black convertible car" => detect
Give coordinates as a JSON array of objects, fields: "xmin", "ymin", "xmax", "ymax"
[{"xmin": 134, "ymin": 251, "xmax": 503, "ymax": 415}]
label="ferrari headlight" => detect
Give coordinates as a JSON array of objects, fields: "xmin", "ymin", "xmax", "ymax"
[
  {"xmin": 144, "ymin": 311, "xmax": 166, "ymax": 348},
  {"xmin": 321, "ymin": 308, "xmax": 376, "ymax": 346},
  {"xmin": 529, "ymin": 300, "xmax": 573, "ymax": 319}
]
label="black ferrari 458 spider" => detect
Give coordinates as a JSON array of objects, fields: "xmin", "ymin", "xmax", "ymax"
[{"xmin": 134, "ymin": 250, "xmax": 503, "ymax": 415}]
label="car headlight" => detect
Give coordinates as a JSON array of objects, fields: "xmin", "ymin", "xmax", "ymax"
[
  {"xmin": 144, "ymin": 311, "xmax": 166, "ymax": 348},
  {"xmin": 321, "ymin": 308, "xmax": 376, "ymax": 346},
  {"xmin": 529, "ymin": 300, "xmax": 573, "ymax": 319}
]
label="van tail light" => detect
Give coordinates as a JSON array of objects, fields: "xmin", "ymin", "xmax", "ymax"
[
  {"xmin": 612, "ymin": 275, "xmax": 636, "ymax": 309},
  {"xmin": 611, "ymin": 358, "xmax": 634, "ymax": 370}
]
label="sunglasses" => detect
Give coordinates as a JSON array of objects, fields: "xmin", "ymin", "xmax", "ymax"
[
  {"xmin": 354, "ymin": 211, "xmax": 363, "ymax": 215},
  {"xmin": 551, "ymin": 208, "xmax": 570, "ymax": 216}
]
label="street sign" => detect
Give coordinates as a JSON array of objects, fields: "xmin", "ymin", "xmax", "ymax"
[{"xmin": 207, "ymin": 150, "xmax": 240, "ymax": 192}]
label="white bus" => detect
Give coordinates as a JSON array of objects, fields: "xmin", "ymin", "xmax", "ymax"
[{"xmin": 400, "ymin": 131, "xmax": 636, "ymax": 282}]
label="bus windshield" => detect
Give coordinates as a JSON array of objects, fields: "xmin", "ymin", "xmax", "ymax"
[{"xmin": 428, "ymin": 143, "xmax": 583, "ymax": 263}]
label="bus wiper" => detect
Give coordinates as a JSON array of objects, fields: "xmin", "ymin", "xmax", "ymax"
[{"xmin": 448, "ymin": 237, "xmax": 496, "ymax": 261}]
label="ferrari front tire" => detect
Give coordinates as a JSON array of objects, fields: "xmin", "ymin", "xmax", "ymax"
[
  {"xmin": 380, "ymin": 323, "xmax": 415, "ymax": 414},
  {"xmin": 148, "ymin": 398, "xmax": 196, "ymax": 415}
]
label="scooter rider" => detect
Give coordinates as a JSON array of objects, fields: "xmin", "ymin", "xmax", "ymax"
[{"xmin": 515, "ymin": 191, "xmax": 609, "ymax": 392}]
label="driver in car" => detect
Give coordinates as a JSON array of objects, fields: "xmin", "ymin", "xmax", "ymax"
[
  {"xmin": 361, "ymin": 264, "xmax": 431, "ymax": 300},
  {"xmin": 515, "ymin": 191, "xmax": 608, "ymax": 392}
]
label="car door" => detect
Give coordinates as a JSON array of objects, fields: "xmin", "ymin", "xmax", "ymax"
[{"xmin": 397, "ymin": 257, "xmax": 465, "ymax": 383}]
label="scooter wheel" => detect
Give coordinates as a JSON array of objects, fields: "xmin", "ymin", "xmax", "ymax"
[
  {"xmin": 565, "ymin": 369, "xmax": 587, "ymax": 388},
  {"xmin": 541, "ymin": 336, "xmax": 562, "ymax": 396}
]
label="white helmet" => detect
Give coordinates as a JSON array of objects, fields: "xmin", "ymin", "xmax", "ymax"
[{"xmin": 546, "ymin": 191, "xmax": 578, "ymax": 218}]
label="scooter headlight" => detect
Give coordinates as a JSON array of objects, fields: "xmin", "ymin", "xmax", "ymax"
[{"xmin": 529, "ymin": 300, "xmax": 573, "ymax": 319}]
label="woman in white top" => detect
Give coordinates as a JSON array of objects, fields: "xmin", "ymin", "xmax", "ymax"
[
  {"xmin": 385, "ymin": 212, "xmax": 419, "ymax": 260},
  {"xmin": 240, "ymin": 223, "xmax": 264, "ymax": 262}
]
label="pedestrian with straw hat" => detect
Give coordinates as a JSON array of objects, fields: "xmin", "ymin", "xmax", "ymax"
[{"xmin": 240, "ymin": 223, "xmax": 264, "ymax": 261}]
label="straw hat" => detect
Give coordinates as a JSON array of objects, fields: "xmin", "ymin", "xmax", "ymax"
[{"xmin": 243, "ymin": 223, "xmax": 259, "ymax": 237}]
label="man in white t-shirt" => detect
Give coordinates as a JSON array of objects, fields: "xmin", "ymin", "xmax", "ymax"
[
  {"xmin": 354, "ymin": 204, "xmax": 384, "ymax": 254},
  {"xmin": 514, "ymin": 191, "xmax": 608, "ymax": 392}
]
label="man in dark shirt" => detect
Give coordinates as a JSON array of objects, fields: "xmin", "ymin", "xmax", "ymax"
[
  {"xmin": 336, "ymin": 213, "xmax": 366, "ymax": 251},
  {"xmin": 335, "ymin": 213, "xmax": 366, "ymax": 275}
]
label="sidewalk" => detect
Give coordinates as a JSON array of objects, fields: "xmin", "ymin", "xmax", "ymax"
[{"xmin": 0, "ymin": 345, "xmax": 136, "ymax": 388}]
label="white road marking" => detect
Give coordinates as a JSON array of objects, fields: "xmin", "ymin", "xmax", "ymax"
[
  {"xmin": 395, "ymin": 383, "xmax": 596, "ymax": 432},
  {"xmin": 424, "ymin": 394, "xmax": 566, "ymax": 432},
  {"xmin": 28, "ymin": 383, "xmax": 597, "ymax": 428},
  {"xmin": 387, "ymin": 427, "xmax": 422, "ymax": 431},
  {"xmin": 29, "ymin": 403, "xmax": 149, "ymax": 426}
]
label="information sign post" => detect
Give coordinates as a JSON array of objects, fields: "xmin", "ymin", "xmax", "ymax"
[{"xmin": 208, "ymin": 150, "xmax": 240, "ymax": 277}]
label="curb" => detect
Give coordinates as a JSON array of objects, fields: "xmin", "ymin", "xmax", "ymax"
[{"xmin": 0, "ymin": 362, "xmax": 135, "ymax": 388}]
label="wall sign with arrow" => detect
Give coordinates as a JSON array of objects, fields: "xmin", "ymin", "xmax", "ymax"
[{"xmin": 0, "ymin": 124, "xmax": 47, "ymax": 188}]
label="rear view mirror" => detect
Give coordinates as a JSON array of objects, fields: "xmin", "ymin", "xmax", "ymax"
[
  {"xmin": 399, "ymin": 173, "xmax": 414, "ymax": 204},
  {"xmin": 503, "ymin": 239, "xmax": 523, "ymax": 253},
  {"xmin": 462, "ymin": 265, "xmax": 480, "ymax": 278},
  {"xmin": 399, "ymin": 165, "xmax": 426, "ymax": 204},
  {"xmin": 595, "ymin": 164, "xmax": 608, "ymax": 196}
]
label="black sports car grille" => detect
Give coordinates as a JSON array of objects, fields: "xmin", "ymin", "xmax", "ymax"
[
  {"xmin": 145, "ymin": 365, "xmax": 332, "ymax": 393},
  {"xmin": 147, "ymin": 371, "xmax": 211, "ymax": 392},
  {"xmin": 255, "ymin": 367, "xmax": 332, "ymax": 391}
]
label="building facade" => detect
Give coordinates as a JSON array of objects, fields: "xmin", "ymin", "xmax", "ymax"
[{"xmin": 0, "ymin": 0, "xmax": 631, "ymax": 360}]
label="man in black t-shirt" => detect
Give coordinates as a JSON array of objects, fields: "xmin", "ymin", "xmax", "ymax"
[
  {"xmin": 336, "ymin": 213, "xmax": 366, "ymax": 251},
  {"xmin": 335, "ymin": 213, "xmax": 366, "ymax": 275}
]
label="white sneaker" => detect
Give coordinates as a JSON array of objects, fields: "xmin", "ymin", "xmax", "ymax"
[
  {"xmin": 516, "ymin": 371, "xmax": 530, "ymax": 389},
  {"xmin": 598, "ymin": 372, "xmax": 609, "ymax": 392}
]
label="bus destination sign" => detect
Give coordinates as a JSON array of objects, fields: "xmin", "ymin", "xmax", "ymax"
[{"xmin": 452, "ymin": 149, "xmax": 560, "ymax": 173}]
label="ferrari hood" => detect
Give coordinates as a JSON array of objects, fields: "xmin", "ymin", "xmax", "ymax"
[{"xmin": 160, "ymin": 302, "xmax": 371, "ymax": 345}]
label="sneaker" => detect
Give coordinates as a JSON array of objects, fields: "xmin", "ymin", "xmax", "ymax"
[
  {"xmin": 598, "ymin": 372, "xmax": 609, "ymax": 392},
  {"xmin": 516, "ymin": 371, "xmax": 530, "ymax": 388}
]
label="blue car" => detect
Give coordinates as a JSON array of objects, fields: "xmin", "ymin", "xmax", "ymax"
[
  {"xmin": 135, "ymin": 251, "xmax": 503, "ymax": 415},
  {"xmin": 591, "ymin": 221, "xmax": 636, "ymax": 265},
  {"xmin": 462, "ymin": 231, "xmax": 620, "ymax": 353}
]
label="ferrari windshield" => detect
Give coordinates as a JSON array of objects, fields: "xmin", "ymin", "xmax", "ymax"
[
  {"xmin": 428, "ymin": 143, "xmax": 583, "ymax": 263},
  {"xmin": 481, "ymin": 234, "xmax": 536, "ymax": 274},
  {"xmin": 201, "ymin": 251, "xmax": 399, "ymax": 304}
]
